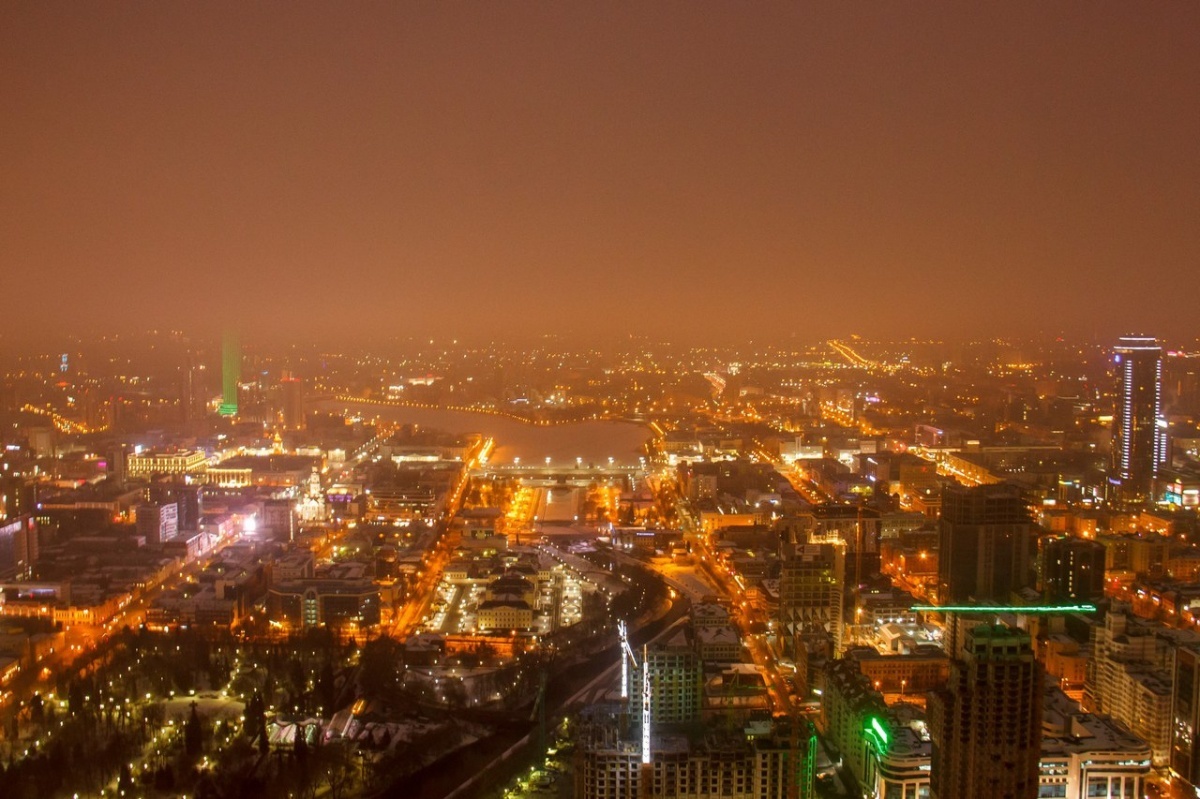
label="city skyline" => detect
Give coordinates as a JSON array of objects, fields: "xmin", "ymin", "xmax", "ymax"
[
  {"xmin": 0, "ymin": 319, "xmax": 1196, "ymax": 797},
  {"xmin": 3, "ymin": 5, "xmax": 1200, "ymax": 798},
  {"xmin": 3, "ymin": 4, "xmax": 1199, "ymax": 341}
]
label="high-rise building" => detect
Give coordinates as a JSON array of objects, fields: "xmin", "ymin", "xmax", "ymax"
[
  {"xmin": 804, "ymin": 504, "xmax": 881, "ymax": 584},
  {"xmin": 281, "ymin": 371, "xmax": 305, "ymax": 430},
  {"xmin": 573, "ymin": 705, "xmax": 812, "ymax": 799},
  {"xmin": 822, "ymin": 659, "xmax": 887, "ymax": 787},
  {"xmin": 937, "ymin": 483, "xmax": 1035, "ymax": 604},
  {"xmin": 1040, "ymin": 536, "xmax": 1106, "ymax": 603},
  {"xmin": 219, "ymin": 331, "xmax": 240, "ymax": 417},
  {"xmin": 778, "ymin": 542, "xmax": 845, "ymax": 660},
  {"xmin": 179, "ymin": 351, "xmax": 207, "ymax": 423},
  {"xmin": 1171, "ymin": 644, "xmax": 1200, "ymax": 790},
  {"xmin": 136, "ymin": 500, "xmax": 178, "ymax": 545},
  {"xmin": 1110, "ymin": 335, "xmax": 1166, "ymax": 504},
  {"xmin": 1085, "ymin": 608, "xmax": 1180, "ymax": 767},
  {"xmin": 927, "ymin": 623, "xmax": 1042, "ymax": 799},
  {"xmin": 627, "ymin": 629, "xmax": 702, "ymax": 725},
  {"xmin": 0, "ymin": 514, "xmax": 38, "ymax": 578},
  {"xmin": 150, "ymin": 482, "xmax": 203, "ymax": 534}
]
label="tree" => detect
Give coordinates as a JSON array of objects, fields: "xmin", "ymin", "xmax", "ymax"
[
  {"xmin": 185, "ymin": 702, "xmax": 203, "ymax": 758},
  {"xmin": 68, "ymin": 681, "xmax": 84, "ymax": 716},
  {"xmin": 244, "ymin": 689, "xmax": 266, "ymax": 743},
  {"xmin": 357, "ymin": 636, "xmax": 400, "ymax": 698},
  {"xmin": 117, "ymin": 763, "xmax": 134, "ymax": 795},
  {"xmin": 317, "ymin": 660, "xmax": 337, "ymax": 712}
]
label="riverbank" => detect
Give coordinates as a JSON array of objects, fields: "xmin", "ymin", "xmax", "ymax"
[
  {"xmin": 333, "ymin": 395, "xmax": 631, "ymax": 428},
  {"xmin": 314, "ymin": 398, "xmax": 650, "ymax": 467}
]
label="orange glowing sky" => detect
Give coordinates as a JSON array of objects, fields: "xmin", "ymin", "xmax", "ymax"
[{"xmin": 2, "ymin": 3, "xmax": 1198, "ymax": 342}]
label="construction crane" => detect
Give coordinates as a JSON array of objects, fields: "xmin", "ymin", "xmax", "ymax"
[
  {"xmin": 641, "ymin": 643, "xmax": 651, "ymax": 765},
  {"xmin": 618, "ymin": 621, "xmax": 652, "ymax": 764},
  {"xmin": 618, "ymin": 620, "xmax": 637, "ymax": 700}
]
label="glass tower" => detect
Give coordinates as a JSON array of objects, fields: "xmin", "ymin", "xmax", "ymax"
[
  {"xmin": 1111, "ymin": 335, "xmax": 1165, "ymax": 504},
  {"xmin": 219, "ymin": 331, "xmax": 240, "ymax": 417}
]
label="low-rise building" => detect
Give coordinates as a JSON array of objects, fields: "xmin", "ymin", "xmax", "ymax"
[
  {"xmin": 128, "ymin": 449, "xmax": 208, "ymax": 479},
  {"xmin": 476, "ymin": 599, "xmax": 533, "ymax": 631},
  {"xmin": 267, "ymin": 578, "xmax": 380, "ymax": 630},
  {"xmin": 1040, "ymin": 685, "xmax": 1152, "ymax": 799},
  {"xmin": 695, "ymin": 625, "xmax": 741, "ymax": 663}
]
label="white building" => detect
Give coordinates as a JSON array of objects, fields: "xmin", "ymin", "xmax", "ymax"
[
  {"xmin": 127, "ymin": 449, "xmax": 207, "ymax": 478},
  {"xmin": 1040, "ymin": 685, "xmax": 1152, "ymax": 799},
  {"xmin": 1085, "ymin": 608, "xmax": 1197, "ymax": 765}
]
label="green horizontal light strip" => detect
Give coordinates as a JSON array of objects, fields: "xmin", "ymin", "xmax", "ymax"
[{"xmin": 910, "ymin": 604, "xmax": 1097, "ymax": 614}]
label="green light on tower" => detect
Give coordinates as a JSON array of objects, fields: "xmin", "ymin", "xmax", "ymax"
[{"xmin": 219, "ymin": 331, "xmax": 240, "ymax": 416}]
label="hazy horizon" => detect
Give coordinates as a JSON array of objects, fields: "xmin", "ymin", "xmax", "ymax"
[{"xmin": 4, "ymin": 3, "xmax": 1198, "ymax": 341}]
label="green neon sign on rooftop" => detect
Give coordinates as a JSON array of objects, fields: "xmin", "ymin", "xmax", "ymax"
[{"xmin": 865, "ymin": 716, "xmax": 889, "ymax": 752}]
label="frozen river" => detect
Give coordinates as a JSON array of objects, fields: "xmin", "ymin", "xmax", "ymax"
[{"xmin": 314, "ymin": 401, "xmax": 650, "ymax": 467}]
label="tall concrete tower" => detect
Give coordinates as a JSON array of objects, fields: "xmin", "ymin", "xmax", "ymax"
[{"xmin": 928, "ymin": 623, "xmax": 1042, "ymax": 799}]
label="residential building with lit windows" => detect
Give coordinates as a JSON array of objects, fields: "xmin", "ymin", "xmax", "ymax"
[
  {"xmin": 135, "ymin": 500, "xmax": 178, "ymax": 545},
  {"xmin": 0, "ymin": 515, "xmax": 38, "ymax": 578},
  {"xmin": 1084, "ymin": 608, "xmax": 1194, "ymax": 766},
  {"xmin": 1039, "ymin": 684, "xmax": 1151, "ymax": 799},
  {"xmin": 1041, "ymin": 536, "xmax": 1106, "ymax": 603},
  {"xmin": 777, "ymin": 542, "xmax": 844, "ymax": 658},
  {"xmin": 267, "ymin": 579, "xmax": 380, "ymax": 629},
  {"xmin": 1170, "ymin": 644, "xmax": 1200, "ymax": 791},
  {"xmin": 127, "ymin": 449, "xmax": 207, "ymax": 479},
  {"xmin": 823, "ymin": 658, "xmax": 887, "ymax": 785},
  {"xmin": 573, "ymin": 705, "xmax": 808, "ymax": 799},
  {"xmin": 628, "ymin": 628, "xmax": 703, "ymax": 725}
]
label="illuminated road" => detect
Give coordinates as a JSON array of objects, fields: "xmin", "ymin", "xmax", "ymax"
[
  {"xmin": 389, "ymin": 439, "xmax": 489, "ymax": 638},
  {"xmin": 827, "ymin": 339, "xmax": 872, "ymax": 369}
]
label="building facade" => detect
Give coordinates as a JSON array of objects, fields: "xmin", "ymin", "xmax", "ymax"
[
  {"xmin": 629, "ymin": 629, "xmax": 704, "ymax": 725},
  {"xmin": 1110, "ymin": 335, "xmax": 1166, "ymax": 504},
  {"xmin": 927, "ymin": 624, "xmax": 1042, "ymax": 799},
  {"xmin": 1041, "ymin": 536, "xmax": 1106, "ymax": 603},
  {"xmin": 1085, "ymin": 609, "xmax": 1184, "ymax": 766},
  {"xmin": 574, "ymin": 706, "xmax": 810, "ymax": 799},
  {"xmin": 777, "ymin": 542, "xmax": 845, "ymax": 658},
  {"xmin": 936, "ymin": 483, "xmax": 1035, "ymax": 604},
  {"xmin": 1170, "ymin": 644, "xmax": 1200, "ymax": 790}
]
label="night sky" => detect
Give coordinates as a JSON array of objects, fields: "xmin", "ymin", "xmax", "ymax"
[{"xmin": 3, "ymin": 4, "xmax": 1198, "ymax": 343}]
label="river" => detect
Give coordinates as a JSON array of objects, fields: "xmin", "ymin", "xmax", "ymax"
[{"xmin": 313, "ymin": 401, "xmax": 650, "ymax": 467}]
